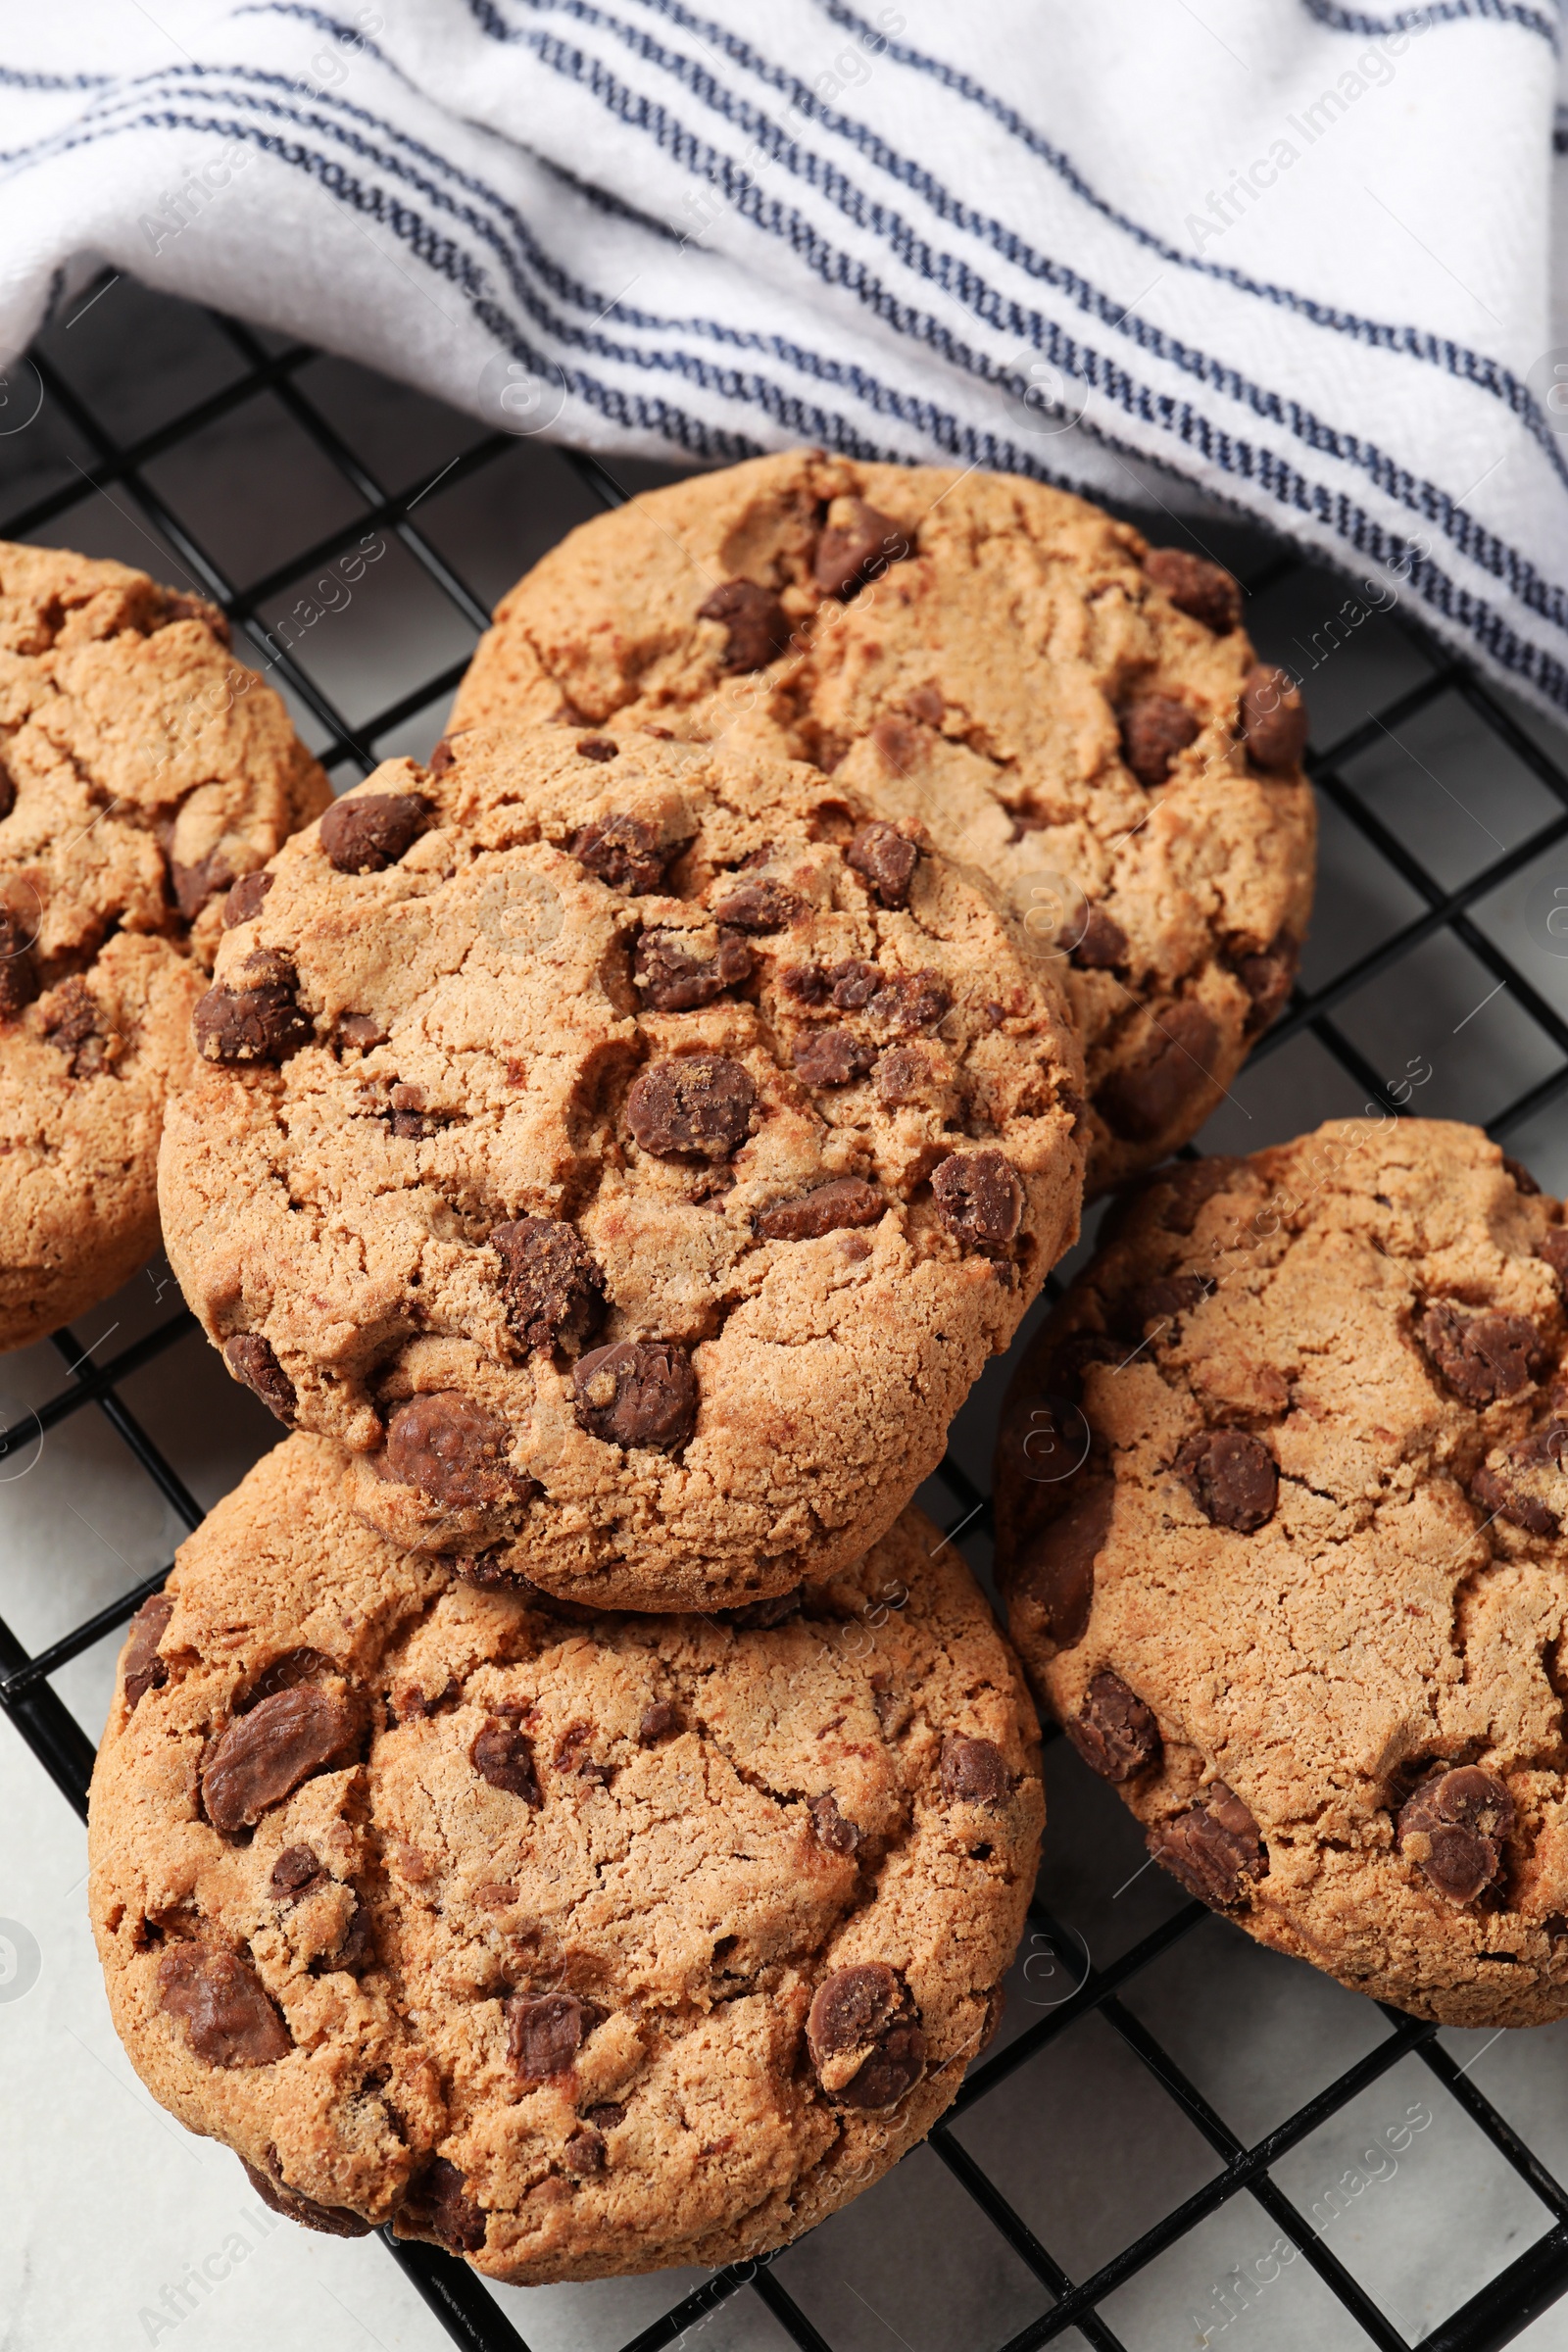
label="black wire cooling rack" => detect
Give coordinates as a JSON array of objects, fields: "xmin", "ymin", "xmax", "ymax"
[{"xmin": 6, "ymin": 276, "xmax": 1568, "ymax": 2352}]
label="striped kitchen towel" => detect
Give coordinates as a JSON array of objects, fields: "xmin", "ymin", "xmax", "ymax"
[{"xmin": 1, "ymin": 2, "xmax": 1565, "ymax": 710}]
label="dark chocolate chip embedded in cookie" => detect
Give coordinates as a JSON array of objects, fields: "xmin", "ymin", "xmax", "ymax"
[
  {"xmin": 995, "ymin": 1117, "xmax": 1568, "ymax": 2031},
  {"xmin": 318, "ymin": 791, "xmax": 430, "ymax": 874},
  {"xmin": 451, "ymin": 452, "xmax": 1315, "ymax": 1198},
  {"xmin": 698, "ymin": 578, "xmax": 794, "ymax": 671},
  {"xmin": 159, "ymin": 724, "xmax": 1084, "ymax": 1610},
  {"xmin": 489, "ymin": 1219, "xmax": 605, "ymax": 1356},
  {"xmin": 573, "ymin": 1341, "xmax": 699, "ymax": 1452},
  {"xmin": 89, "ymin": 1439, "xmax": 1043, "ymax": 2284}
]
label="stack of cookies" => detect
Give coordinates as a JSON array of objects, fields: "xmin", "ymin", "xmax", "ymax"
[{"xmin": 47, "ymin": 447, "xmax": 1521, "ymax": 2283}]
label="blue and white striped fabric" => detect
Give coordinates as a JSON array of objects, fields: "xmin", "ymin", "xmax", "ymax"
[{"xmin": 2, "ymin": 2, "xmax": 1566, "ymax": 710}]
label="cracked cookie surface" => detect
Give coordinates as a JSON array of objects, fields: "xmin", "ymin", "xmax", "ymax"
[
  {"xmin": 157, "ymin": 723, "xmax": 1085, "ymax": 1608},
  {"xmin": 88, "ymin": 1434, "xmax": 1043, "ymax": 2283},
  {"xmin": 0, "ymin": 541, "xmax": 329, "ymax": 1346},
  {"xmin": 452, "ymin": 451, "xmax": 1315, "ymax": 1193},
  {"xmin": 995, "ymin": 1119, "xmax": 1568, "ymax": 2027}
]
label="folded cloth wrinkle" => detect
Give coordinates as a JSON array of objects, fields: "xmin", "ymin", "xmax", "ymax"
[{"xmin": 1, "ymin": 0, "xmax": 1565, "ymax": 710}]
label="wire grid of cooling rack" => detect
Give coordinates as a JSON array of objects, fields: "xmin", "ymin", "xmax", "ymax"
[{"xmin": 6, "ymin": 279, "xmax": 1568, "ymax": 2352}]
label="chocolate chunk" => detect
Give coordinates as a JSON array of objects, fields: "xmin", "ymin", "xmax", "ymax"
[
  {"xmin": 1149, "ymin": 1784, "xmax": 1267, "ymax": 1909},
  {"xmin": 1116, "ymin": 1273, "xmax": 1214, "ymax": 1335},
  {"xmin": 122, "ymin": 1592, "xmax": 174, "ymax": 1712},
  {"xmin": 398, "ymin": 2157, "xmax": 486, "ymax": 2254},
  {"xmin": 710, "ymin": 879, "xmax": 804, "ymax": 931},
  {"xmin": 40, "ymin": 977, "xmax": 115, "ymax": 1076},
  {"xmin": 847, "ymin": 820, "xmax": 919, "ymax": 908},
  {"xmin": 221, "ymin": 869, "xmax": 273, "ymax": 928},
  {"xmin": 490, "ymin": 1217, "xmax": 605, "ymax": 1355},
  {"xmin": 1240, "ymin": 664, "xmax": 1308, "ymax": 771},
  {"xmin": 584, "ymin": 2101, "xmax": 627, "ymax": 2130},
  {"xmin": 1471, "ymin": 1462, "xmax": 1559, "ymax": 1540},
  {"xmin": 319, "ymin": 792, "xmax": 429, "ymax": 875},
  {"xmin": 633, "ymin": 925, "xmax": 753, "ymax": 1010},
  {"xmin": 1397, "ymin": 1766, "xmax": 1514, "ymax": 1905},
  {"xmin": 1119, "ymin": 695, "xmax": 1200, "ymax": 789},
  {"xmin": 386, "ymin": 1080, "xmax": 431, "ymax": 1141},
  {"xmin": 638, "ymin": 1699, "xmax": 680, "ymax": 1744},
  {"xmin": 1419, "ymin": 1302, "xmax": 1544, "ymax": 1406},
  {"xmin": 1071, "ymin": 904, "xmax": 1128, "ymax": 971},
  {"xmin": 698, "ymin": 577, "xmax": 793, "ymax": 671},
  {"xmin": 1096, "ymin": 1003, "xmax": 1219, "ymax": 1143},
  {"xmin": 158, "ymin": 1945, "xmax": 291, "ymax": 2066},
  {"xmin": 810, "ymin": 1792, "xmax": 860, "ymax": 1856},
  {"xmin": 1144, "ymin": 546, "xmax": 1242, "ymax": 634},
  {"xmin": 570, "ymin": 812, "xmax": 671, "ymax": 893},
  {"xmin": 1539, "ymin": 1230, "xmax": 1568, "ymax": 1293},
  {"xmin": 330, "ymin": 1898, "xmax": 376, "ymax": 1978},
  {"xmin": 576, "ymin": 736, "xmax": 618, "ymax": 762},
  {"xmin": 780, "ymin": 961, "xmax": 831, "ymax": 1005},
  {"xmin": 1066, "ymin": 1672, "xmax": 1162, "ymax": 1782},
  {"xmin": 757, "ymin": 1177, "xmax": 884, "ymax": 1243},
  {"xmin": 574, "ymin": 1340, "xmax": 698, "ymax": 1451},
  {"xmin": 813, "ymin": 499, "xmax": 912, "ymax": 600},
  {"xmin": 223, "ymin": 1334, "xmax": 297, "ymax": 1425},
  {"xmin": 471, "ymin": 1716, "xmax": 542, "ymax": 1803},
  {"xmin": 202, "ymin": 1684, "xmax": 361, "ymax": 1833},
  {"xmin": 793, "ymin": 1028, "xmax": 876, "ymax": 1089},
  {"xmin": 169, "ymin": 849, "xmax": 232, "ymax": 921},
  {"xmin": 1230, "ymin": 928, "xmax": 1298, "ymax": 1035},
  {"xmin": 940, "ymin": 1734, "xmax": 1010, "ymax": 1806},
  {"xmin": 334, "ymin": 1010, "xmax": 386, "ymax": 1052},
  {"xmin": 838, "ymin": 2023, "xmax": 927, "ymax": 2109},
  {"xmin": 826, "ymin": 958, "xmax": 882, "ymax": 1011},
  {"xmin": 1009, "ymin": 1479, "xmax": 1113, "ymax": 1651},
  {"xmin": 807, "ymin": 1962, "xmax": 901, "ymax": 2060},
  {"xmin": 452, "ymin": 1549, "xmax": 533, "ymax": 1593},
  {"xmin": 869, "ymin": 970, "xmax": 952, "ymax": 1032},
  {"xmin": 385, "ymin": 1392, "xmax": 516, "ymax": 1506},
  {"xmin": 0, "ymin": 760, "xmax": 13, "ymax": 821},
  {"xmin": 270, "ymin": 1843, "xmax": 327, "ymax": 1900},
  {"xmin": 563, "ymin": 2126, "xmax": 607, "ymax": 2177},
  {"xmin": 806, "ymin": 1964, "xmax": 925, "ymax": 2107},
  {"xmin": 193, "ymin": 958, "xmax": 312, "ymax": 1064},
  {"xmin": 508, "ymin": 1990, "xmax": 591, "ymax": 2078},
  {"xmin": 1504, "ymin": 1155, "xmax": 1542, "ymax": 1196},
  {"xmin": 626, "ymin": 1055, "xmax": 757, "ymax": 1159},
  {"xmin": 716, "ymin": 1588, "xmax": 804, "ymax": 1629},
  {"xmin": 932, "ymin": 1151, "xmax": 1023, "ymax": 1250},
  {"xmin": 1511, "ymin": 1417, "xmax": 1568, "ymax": 1473},
  {"xmin": 427, "ymin": 737, "xmax": 458, "ymax": 774},
  {"xmin": 0, "ymin": 909, "xmax": 36, "ymax": 1017},
  {"xmin": 242, "ymin": 2152, "xmax": 373, "ymax": 2237},
  {"xmin": 1175, "ymin": 1430, "xmax": 1278, "ymax": 1533}
]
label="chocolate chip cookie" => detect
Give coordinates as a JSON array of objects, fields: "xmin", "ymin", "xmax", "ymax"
[
  {"xmin": 453, "ymin": 451, "xmax": 1315, "ymax": 1193},
  {"xmin": 994, "ymin": 1119, "xmax": 1568, "ymax": 2028},
  {"xmin": 0, "ymin": 542, "xmax": 330, "ymax": 1347},
  {"xmin": 89, "ymin": 1433, "xmax": 1043, "ymax": 2282},
  {"xmin": 157, "ymin": 723, "xmax": 1085, "ymax": 1609}
]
